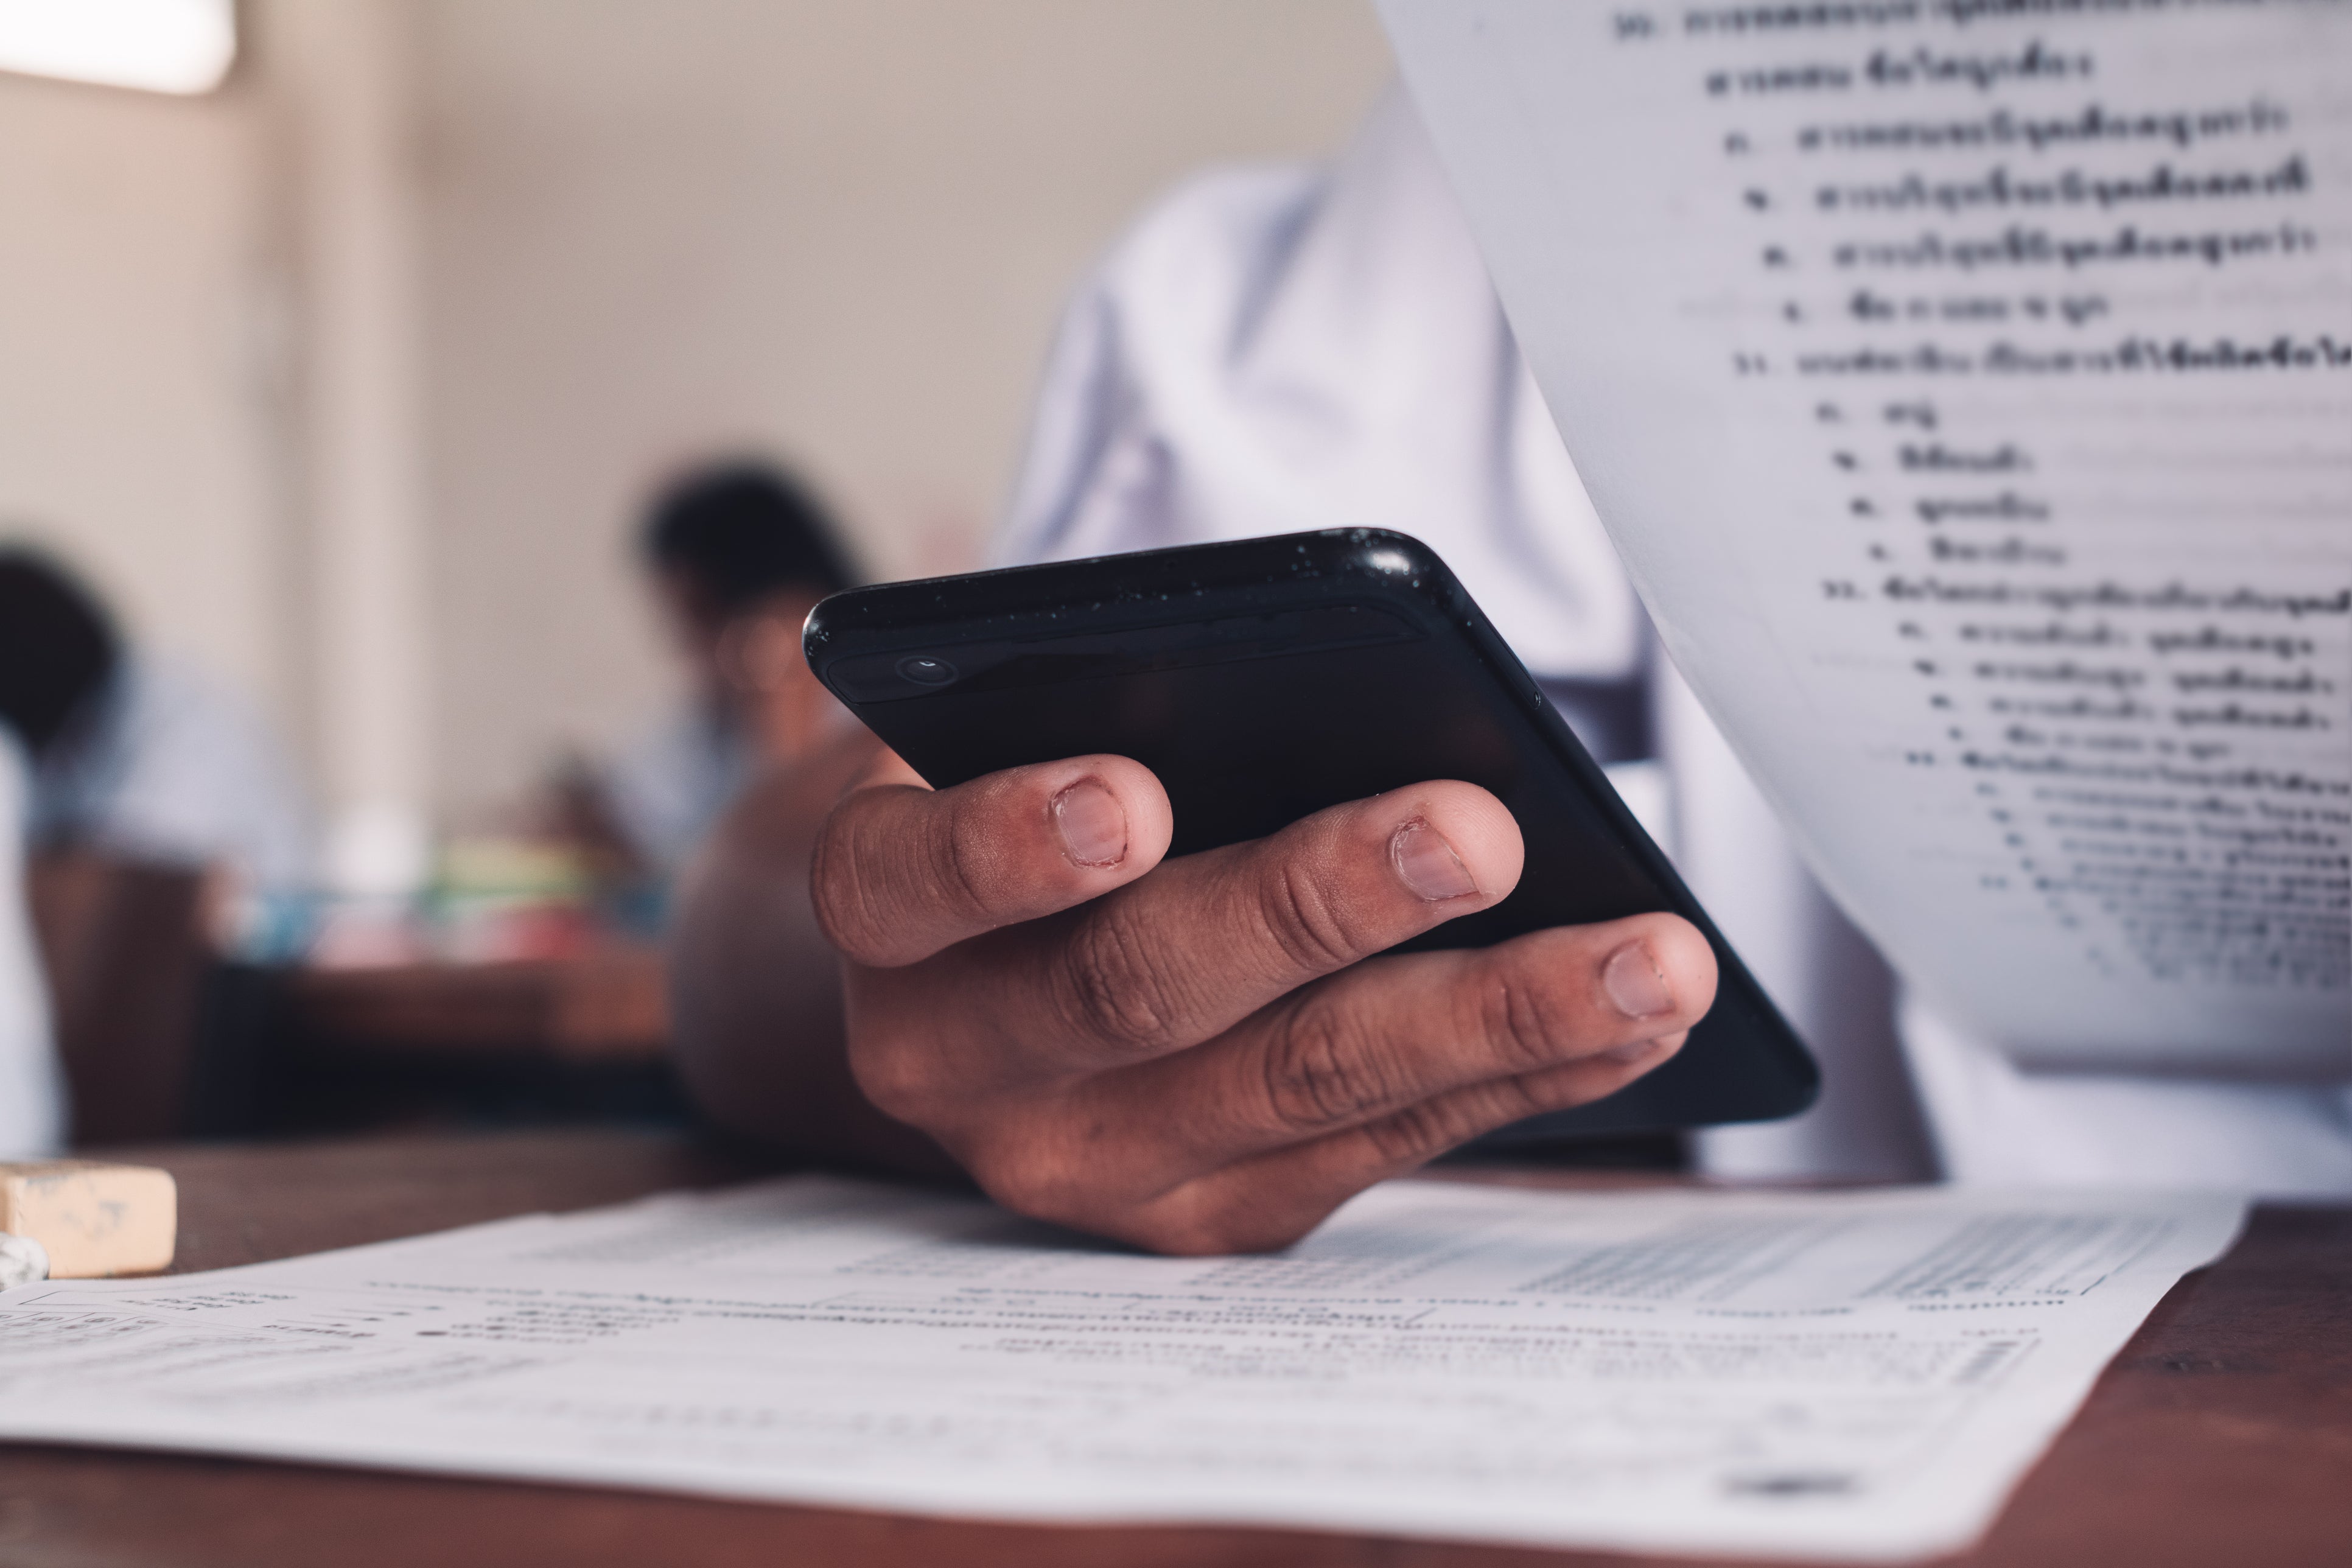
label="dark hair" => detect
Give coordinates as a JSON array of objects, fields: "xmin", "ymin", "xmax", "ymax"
[
  {"xmin": 642, "ymin": 461, "xmax": 856, "ymax": 617},
  {"xmin": 0, "ymin": 546, "xmax": 122, "ymax": 758}
]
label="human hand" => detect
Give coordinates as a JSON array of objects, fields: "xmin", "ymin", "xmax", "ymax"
[{"xmin": 810, "ymin": 751, "xmax": 1717, "ymax": 1253}]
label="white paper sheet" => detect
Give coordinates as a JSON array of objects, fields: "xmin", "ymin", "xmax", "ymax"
[
  {"xmin": 0, "ymin": 1177, "xmax": 2242, "ymax": 1560},
  {"xmin": 1377, "ymin": 0, "xmax": 2352, "ymax": 1074}
]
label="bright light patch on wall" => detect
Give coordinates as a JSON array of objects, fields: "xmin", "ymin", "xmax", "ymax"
[{"xmin": 0, "ymin": 0, "xmax": 235, "ymax": 96}]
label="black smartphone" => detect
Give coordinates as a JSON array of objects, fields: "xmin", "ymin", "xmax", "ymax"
[{"xmin": 804, "ymin": 528, "xmax": 1817, "ymax": 1139}]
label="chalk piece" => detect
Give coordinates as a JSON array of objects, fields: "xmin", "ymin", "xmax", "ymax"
[{"xmin": 0, "ymin": 1162, "xmax": 177, "ymax": 1278}]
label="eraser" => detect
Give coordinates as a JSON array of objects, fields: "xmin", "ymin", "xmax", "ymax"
[
  {"xmin": 0, "ymin": 1161, "xmax": 177, "ymax": 1278},
  {"xmin": 0, "ymin": 1232, "xmax": 46, "ymax": 1290}
]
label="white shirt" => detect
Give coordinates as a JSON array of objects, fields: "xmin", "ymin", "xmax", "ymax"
[
  {"xmin": 996, "ymin": 91, "xmax": 2352, "ymax": 1197},
  {"xmin": 0, "ymin": 732, "xmax": 64, "ymax": 1158},
  {"xmin": 603, "ymin": 705, "xmax": 754, "ymax": 879},
  {"xmin": 30, "ymin": 654, "xmax": 310, "ymax": 898}
]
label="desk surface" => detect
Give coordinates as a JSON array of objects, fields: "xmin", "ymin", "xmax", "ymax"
[
  {"xmin": 286, "ymin": 950, "xmax": 669, "ymax": 1062},
  {"xmin": 1, "ymin": 1132, "xmax": 2345, "ymax": 1568}
]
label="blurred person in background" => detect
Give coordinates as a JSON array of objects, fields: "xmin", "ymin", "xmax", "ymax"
[
  {"xmin": 558, "ymin": 462, "xmax": 859, "ymax": 892},
  {"xmin": 0, "ymin": 545, "xmax": 312, "ymax": 1146},
  {"xmin": 0, "ymin": 547, "xmax": 310, "ymax": 937}
]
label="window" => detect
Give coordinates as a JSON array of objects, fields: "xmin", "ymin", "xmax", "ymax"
[{"xmin": 0, "ymin": 0, "xmax": 236, "ymax": 96}]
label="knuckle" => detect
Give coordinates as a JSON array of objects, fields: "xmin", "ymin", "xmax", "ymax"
[
  {"xmin": 1256, "ymin": 857, "xmax": 1368, "ymax": 975},
  {"xmin": 1472, "ymin": 957, "xmax": 1589, "ymax": 1071},
  {"xmin": 1357, "ymin": 1098, "xmax": 1468, "ymax": 1165},
  {"xmin": 807, "ymin": 786, "xmax": 1010, "ymax": 964},
  {"xmin": 812, "ymin": 793, "xmax": 973, "ymax": 963},
  {"xmin": 1259, "ymin": 1004, "xmax": 1398, "ymax": 1133},
  {"xmin": 1119, "ymin": 1194, "xmax": 1283, "ymax": 1258},
  {"xmin": 807, "ymin": 817, "xmax": 881, "ymax": 958},
  {"xmin": 964, "ymin": 1141, "xmax": 1091, "ymax": 1229},
  {"xmin": 1055, "ymin": 905, "xmax": 1186, "ymax": 1056},
  {"xmin": 936, "ymin": 790, "xmax": 1008, "ymax": 923},
  {"xmin": 845, "ymin": 1036, "xmax": 935, "ymax": 1124},
  {"xmin": 1124, "ymin": 1216, "xmax": 1242, "ymax": 1258},
  {"xmin": 1357, "ymin": 1076, "xmax": 1542, "ymax": 1166}
]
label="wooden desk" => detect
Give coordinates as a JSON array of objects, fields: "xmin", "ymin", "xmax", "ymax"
[
  {"xmin": 2, "ymin": 1132, "xmax": 2346, "ymax": 1567},
  {"xmin": 264, "ymin": 958, "xmax": 679, "ymax": 1133},
  {"xmin": 285, "ymin": 950, "xmax": 670, "ymax": 1062}
]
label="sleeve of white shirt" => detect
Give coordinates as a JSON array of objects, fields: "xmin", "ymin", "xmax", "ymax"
[{"xmin": 0, "ymin": 731, "xmax": 65, "ymax": 1158}]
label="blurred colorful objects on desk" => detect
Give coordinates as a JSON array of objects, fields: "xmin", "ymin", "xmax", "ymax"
[
  {"xmin": 289, "ymin": 835, "xmax": 670, "ymax": 1068},
  {"xmin": 306, "ymin": 835, "xmax": 662, "ymax": 973}
]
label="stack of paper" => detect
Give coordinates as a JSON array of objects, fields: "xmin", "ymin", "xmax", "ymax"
[{"xmin": 0, "ymin": 1176, "xmax": 2240, "ymax": 1559}]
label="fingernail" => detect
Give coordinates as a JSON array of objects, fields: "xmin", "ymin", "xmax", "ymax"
[
  {"xmin": 1601, "ymin": 942, "xmax": 1674, "ymax": 1020},
  {"xmin": 1602, "ymin": 1037, "xmax": 1661, "ymax": 1065},
  {"xmin": 1391, "ymin": 817, "xmax": 1478, "ymax": 902},
  {"xmin": 1052, "ymin": 779, "xmax": 1127, "ymax": 868}
]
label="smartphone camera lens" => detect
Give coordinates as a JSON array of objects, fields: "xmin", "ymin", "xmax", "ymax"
[{"xmin": 897, "ymin": 654, "xmax": 958, "ymax": 687}]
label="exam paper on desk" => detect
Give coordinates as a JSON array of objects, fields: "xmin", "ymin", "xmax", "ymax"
[{"xmin": 0, "ymin": 1176, "xmax": 2241, "ymax": 1561}]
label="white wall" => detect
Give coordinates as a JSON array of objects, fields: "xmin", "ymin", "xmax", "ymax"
[
  {"xmin": 0, "ymin": 1, "xmax": 1395, "ymax": 833},
  {"xmin": 416, "ymin": 0, "xmax": 1393, "ymax": 820},
  {"xmin": 0, "ymin": 65, "xmax": 290, "ymax": 727}
]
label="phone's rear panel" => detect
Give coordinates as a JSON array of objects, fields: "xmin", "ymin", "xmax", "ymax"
[{"xmin": 869, "ymin": 632, "xmax": 1661, "ymax": 955}]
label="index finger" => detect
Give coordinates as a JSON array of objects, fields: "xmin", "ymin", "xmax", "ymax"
[{"xmin": 811, "ymin": 749, "xmax": 1175, "ymax": 967}]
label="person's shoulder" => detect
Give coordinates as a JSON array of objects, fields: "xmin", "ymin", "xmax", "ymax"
[
  {"xmin": 1085, "ymin": 161, "xmax": 1331, "ymax": 311},
  {"xmin": 603, "ymin": 701, "xmax": 746, "ymax": 866},
  {"xmin": 113, "ymin": 651, "xmax": 240, "ymax": 719},
  {"xmin": 99, "ymin": 652, "xmax": 307, "ymax": 830},
  {"xmin": 614, "ymin": 701, "xmax": 729, "ymax": 778},
  {"xmin": 108, "ymin": 654, "xmax": 279, "ymax": 761},
  {"xmin": 1115, "ymin": 161, "xmax": 1328, "ymax": 248}
]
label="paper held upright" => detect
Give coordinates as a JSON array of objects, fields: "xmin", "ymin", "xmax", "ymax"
[{"xmin": 1377, "ymin": 0, "xmax": 2352, "ymax": 1076}]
